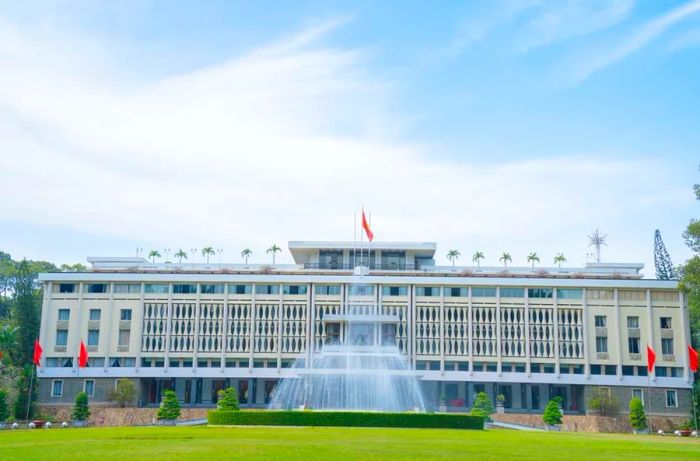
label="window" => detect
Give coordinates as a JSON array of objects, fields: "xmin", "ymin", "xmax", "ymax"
[
  {"xmin": 595, "ymin": 336, "xmax": 608, "ymax": 353},
  {"xmin": 595, "ymin": 315, "xmax": 607, "ymax": 328},
  {"xmin": 416, "ymin": 286, "xmax": 440, "ymax": 297},
  {"xmin": 348, "ymin": 285, "xmax": 374, "ymax": 296},
  {"xmin": 87, "ymin": 329, "xmax": 100, "ymax": 346},
  {"xmin": 199, "ymin": 284, "xmax": 225, "ymax": 294},
  {"xmin": 51, "ymin": 380, "xmax": 63, "ymax": 397},
  {"xmin": 86, "ymin": 284, "xmax": 107, "ymax": 293},
  {"xmin": 627, "ymin": 316, "xmax": 639, "ymax": 328},
  {"xmin": 87, "ymin": 357, "xmax": 104, "ymax": 367},
  {"xmin": 556, "ymin": 289, "xmax": 582, "ymax": 299},
  {"xmin": 382, "ymin": 286, "xmax": 407, "ymax": 296},
  {"xmin": 114, "ymin": 283, "xmax": 141, "ymax": 294},
  {"xmin": 628, "ymin": 337, "xmax": 640, "ymax": 354},
  {"xmin": 173, "ymin": 284, "xmax": 196, "ymax": 294},
  {"xmin": 527, "ymin": 288, "xmax": 553, "ymax": 298},
  {"xmin": 229, "ymin": 284, "xmax": 252, "ymax": 295},
  {"xmin": 661, "ymin": 338, "xmax": 674, "ymax": 355},
  {"xmin": 665, "ymin": 390, "xmax": 677, "ymax": 408},
  {"xmin": 144, "ymin": 284, "xmax": 169, "ymax": 294},
  {"xmin": 472, "ymin": 287, "xmax": 497, "ymax": 297},
  {"xmin": 500, "ymin": 287, "xmax": 524, "ymax": 298},
  {"xmin": 111, "ymin": 357, "xmax": 135, "ymax": 367},
  {"xmin": 120, "ymin": 309, "xmax": 132, "ymax": 321},
  {"xmin": 381, "ymin": 324, "xmax": 397, "ymax": 346},
  {"xmin": 56, "ymin": 329, "xmax": 68, "ymax": 346},
  {"xmin": 45, "ymin": 358, "xmax": 58, "ymax": 367},
  {"xmin": 118, "ymin": 329, "xmax": 131, "ymax": 346},
  {"xmin": 632, "ymin": 388, "xmax": 643, "ymax": 402},
  {"xmin": 587, "ymin": 290, "xmax": 614, "ymax": 300},
  {"xmin": 445, "ymin": 287, "xmax": 467, "ymax": 297},
  {"xmin": 619, "ymin": 290, "xmax": 645, "ymax": 301},
  {"xmin": 58, "ymin": 309, "xmax": 70, "ymax": 321},
  {"xmin": 58, "ymin": 283, "xmax": 76, "ymax": 293},
  {"xmin": 84, "ymin": 380, "xmax": 95, "ymax": 397},
  {"xmin": 660, "ymin": 317, "xmax": 672, "ymax": 329},
  {"xmin": 89, "ymin": 309, "xmax": 101, "ymax": 321},
  {"xmin": 283, "ymin": 285, "xmax": 308, "ymax": 295},
  {"xmin": 255, "ymin": 285, "xmax": 279, "ymax": 295},
  {"xmin": 315, "ymin": 285, "xmax": 340, "ymax": 295}
]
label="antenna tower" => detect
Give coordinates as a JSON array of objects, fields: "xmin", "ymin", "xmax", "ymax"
[{"xmin": 588, "ymin": 229, "xmax": 607, "ymax": 263}]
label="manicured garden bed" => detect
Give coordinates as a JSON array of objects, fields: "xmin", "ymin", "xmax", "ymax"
[{"xmin": 208, "ymin": 410, "xmax": 484, "ymax": 429}]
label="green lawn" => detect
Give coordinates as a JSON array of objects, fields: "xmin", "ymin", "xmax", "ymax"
[{"xmin": 1, "ymin": 426, "xmax": 698, "ymax": 460}]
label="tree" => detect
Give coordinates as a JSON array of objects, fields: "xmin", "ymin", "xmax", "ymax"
[
  {"xmin": 175, "ymin": 250, "xmax": 188, "ymax": 264},
  {"xmin": 542, "ymin": 399, "xmax": 563, "ymax": 425},
  {"xmin": 499, "ymin": 252, "xmax": 512, "ymax": 269},
  {"xmin": 13, "ymin": 261, "xmax": 40, "ymax": 365},
  {"xmin": 72, "ymin": 391, "xmax": 90, "ymax": 421},
  {"xmin": 472, "ymin": 251, "xmax": 485, "ymax": 268},
  {"xmin": 527, "ymin": 252, "xmax": 540, "ymax": 268},
  {"xmin": 107, "ymin": 379, "xmax": 137, "ymax": 408},
  {"xmin": 157, "ymin": 389, "xmax": 181, "ymax": 420},
  {"xmin": 59, "ymin": 263, "xmax": 87, "ymax": 272},
  {"xmin": 469, "ymin": 392, "xmax": 494, "ymax": 419},
  {"xmin": 148, "ymin": 250, "xmax": 161, "ymax": 263},
  {"xmin": 447, "ymin": 250, "xmax": 460, "ymax": 266},
  {"xmin": 653, "ymin": 230, "xmax": 676, "ymax": 280},
  {"xmin": 0, "ymin": 388, "xmax": 9, "ymax": 421},
  {"xmin": 13, "ymin": 364, "xmax": 37, "ymax": 419},
  {"xmin": 629, "ymin": 397, "xmax": 647, "ymax": 432},
  {"xmin": 201, "ymin": 247, "xmax": 215, "ymax": 264},
  {"xmin": 241, "ymin": 248, "xmax": 252, "ymax": 265},
  {"xmin": 553, "ymin": 253, "xmax": 567, "ymax": 268},
  {"xmin": 0, "ymin": 324, "xmax": 18, "ymax": 364},
  {"xmin": 588, "ymin": 388, "xmax": 618, "ymax": 416},
  {"xmin": 217, "ymin": 387, "xmax": 240, "ymax": 411},
  {"xmin": 267, "ymin": 245, "xmax": 282, "ymax": 264}
]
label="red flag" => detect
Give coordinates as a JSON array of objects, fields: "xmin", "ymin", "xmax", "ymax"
[
  {"xmin": 78, "ymin": 340, "xmax": 89, "ymax": 368},
  {"xmin": 33, "ymin": 339, "xmax": 43, "ymax": 366},
  {"xmin": 689, "ymin": 345, "xmax": 699, "ymax": 373},
  {"xmin": 647, "ymin": 345, "xmax": 656, "ymax": 373},
  {"xmin": 361, "ymin": 210, "xmax": 374, "ymax": 242}
]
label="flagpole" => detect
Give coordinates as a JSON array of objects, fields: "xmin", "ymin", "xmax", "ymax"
[
  {"xmin": 646, "ymin": 371, "xmax": 652, "ymax": 433},
  {"xmin": 360, "ymin": 207, "xmax": 364, "ymax": 268},
  {"xmin": 353, "ymin": 211, "xmax": 357, "ymax": 269},
  {"xmin": 25, "ymin": 364, "xmax": 35, "ymax": 421}
]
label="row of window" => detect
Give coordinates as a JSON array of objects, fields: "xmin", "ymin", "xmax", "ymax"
[
  {"xmin": 57, "ymin": 308, "xmax": 132, "ymax": 322},
  {"xmin": 594, "ymin": 315, "xmax": 672, "ymax": 330}
]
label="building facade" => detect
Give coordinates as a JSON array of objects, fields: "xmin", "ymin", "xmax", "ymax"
[{"xmin": 36, "ymin": 241, "xmax": 693, "ymax": 416}]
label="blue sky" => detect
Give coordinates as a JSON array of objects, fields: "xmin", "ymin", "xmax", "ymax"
[{"xmin": 0, "ymin": 0, "xmax": 699, "ymax": 276}]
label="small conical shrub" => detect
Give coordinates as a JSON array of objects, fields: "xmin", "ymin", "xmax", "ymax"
[
  {"xmin": 217, "ymin": 387, "xmax": 240, "ymax": 411},
  {"xmin": 72, "ymin": 392, "xmax": 90, "ymax": 421},
  {"xmin": 629, "ymin": 397, "xmax": 647, "ymax": 431},
  {"xmin": 542, "ymin": 399, "xmax": 562, "ymax": 425},
  {"xmin": 470, "ymin": 392, "xmax": 494, "ymax": 419},
  {"xmin": 157, "ymin": 390, "xmax": 181, "ymax": 420}
]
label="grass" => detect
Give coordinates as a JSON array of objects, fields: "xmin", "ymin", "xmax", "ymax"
[{"xmin": 0, "ymin": 425, "xmax": 698, "ymax": 460}]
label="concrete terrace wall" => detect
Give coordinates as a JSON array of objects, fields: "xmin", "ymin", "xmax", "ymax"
[
  {"xmin": 38, "ymin": 405, "xmax": 209, "ymax": 426},
  {"xmin": 492, "ymin": 413, "xmax": 688, "ymax": 433}
]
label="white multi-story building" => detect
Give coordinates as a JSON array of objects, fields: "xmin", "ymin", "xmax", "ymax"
[{"xmin": 36, "ymin": 241, "xmax": 693, "ymax": 415}]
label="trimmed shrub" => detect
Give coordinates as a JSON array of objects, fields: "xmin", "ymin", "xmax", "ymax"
[
  {"xmin": 157, "ymin": 390, "xmax": 181, "ymax": 420},
  {"xmin": 469, "ymin": 392, "xmax": 494, "ymax": 419},
  {"xmin": 588, "ymin": 388, "xmax": 618, "ymax": 416},
  {"xmin": 208, "ymin": 410, "xmax": 484, "ymax": 430},
  {"xmin": 72, "ymin": 392, "xmax": 90, "ymax": 421},
  {"xmin": 629, "ymin": 397, "xmax": 647, "ymax": 431},
  {"xmin": 0, "ymin": 388, "xmax": 9, "ymax": 421},
  {"xmin": 217, "ymin": 387, "xmax": 240, "ymax": 411},
  {"xmin": 542, "ymin": 399, "xmax": 562, "ymax": 426},
  {"xmin": 107, "ymin": 379, "xmax": 137, "ymax": 408}
]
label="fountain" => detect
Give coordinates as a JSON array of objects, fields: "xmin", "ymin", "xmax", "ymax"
[{"xmin": 269, "ymin": 280, "xmax": 426, "ymax": 412}]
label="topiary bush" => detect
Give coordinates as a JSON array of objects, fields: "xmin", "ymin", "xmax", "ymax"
[
  {"xmin": 157, "ymin": 390, "xmax": 181, "ymax": 421},
  {"xmin": 217, "ymin": 387, "xmax": 240, "ymax": 411},
  {"xmin": 629, "ymin": 397, "xmax": 647, "ymax": 432},
  {"xmin": 542, "ymin": 399, "xmax": 562, "ymax": 426},
  {"xmin": 469, "ymin": 392, "xmax": 494, "ymax": 419},
  {"xmin": 72, "ymin": 392, "xmax": 90, "ymax": 421},
  {"xmin": 207, "ymin": 410, "xmax": 484, "ymax": 429}
]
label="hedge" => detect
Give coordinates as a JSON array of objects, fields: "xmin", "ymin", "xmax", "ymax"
[{"xmin": 207, "ymin": 410, "xmax": 484, "ymax": 430}]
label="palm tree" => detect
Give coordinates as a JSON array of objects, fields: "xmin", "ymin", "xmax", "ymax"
[
  {"xmin": 472, "ymin": 251, "xmax": 485, "ymax": 268},
  {"xmin": 527, "ymin": 252, "xmax": 540, "ymax": 268},
  {"xmin": 175, "ymin": 249, "xmax": 188, "ymax": 263},
  {"xmin": 241, "ymin": 248, "xmax": 252, "ymax": 265},
  {"xmin": 554, "ymin": 253, "xmax": 567, "ymax": 268},
  {"xmin": 499, "ymin": 252, "xmax": 512, "ymax": 269},
  {"xmin": 446, "ymin": 250, "xmax": 461, "ymax": 266},
  {"xmin": 148, "ymin": 250, "xmax": 161, "ymax": 263},
  {"xmin": 201, "ymin": 247, "xmax": 215, "ymax": 264},
  {"xmin": 267, "ymin": 244, "xmax": 282, "ymax": 264}
]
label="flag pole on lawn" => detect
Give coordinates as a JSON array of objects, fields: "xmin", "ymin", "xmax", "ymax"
[
  {"xmin": 26, "ymin": 339, "xmax": 42, "ymax": 421},
  {"xmin": 353, "ymin": 211, "xmax": 357, "ymax": 268},
  {"xmin": 689, "ymin": 344, "xmax": 699, "ymax": 430},
  {"xmin": 647, "ymin": 344, "xmax": 656, "ymax": 433}
]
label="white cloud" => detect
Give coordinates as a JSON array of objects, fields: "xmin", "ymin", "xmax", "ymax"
[{"xmin": 0, "ymin": 12, "xmax": 691, "ymax": 274}]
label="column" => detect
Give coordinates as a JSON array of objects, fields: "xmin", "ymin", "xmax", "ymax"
[
  {"xmin": 73, "ymin": 283, "xmax": 84, "ymax": 373},
  {"xmin": 646, "ymin": 289, "xmax": 655, "ymax": 384},
  {"xmin": 553, "ymin": 287, "xmax": 560, "ymax": 376},
  {"xmin": 439, "ymin": 286, "xmax": 445, "ymax": 373},
  {"xmin": 249, "ymin": 284, "xmax": 256, "ymax": 372},
  {"xmin": 468, "ymin": 286, "xmax": 474, "ymax": 376},
  {"xmin": 39, "ymin": 282, "xmax": 52, "ymax": 368},
  {"xmin": 277, "ymin": 283, "xmax": 283, "ymax": 369},
  {"xmin": 135, "ymin": 283, "xmax": 145, "ymax": 371},
  {"xmin": 103, "ymin": 282, "xmax": 115, "ymax": 372},
  {"xmin": 524, "ymin": 288, "xmax": 531, "ymax": 377},
  {"xmin": 220, "ymin": 286, "xmax": 229, "ymax": 372},
  {"xmin": 306, "ymin": 283, "xmax": 315, "ymax": 368},
  {"xmin": 410, "ymin": 284, "xmax": 416, "ymax": 368},
  {"xmin": 613, "ymin": 289, "xmax": 623, "ymax": 380},
  {"xmin": 496, "ymin": 287, "xmax": 502, "ymax": 375},
  {"xmin": 193, "ymin": 286, "xmax": 201, "ymax": 369},
  {"xmin": 679, "ymin": 291, "xmax": 691, "ymax": 383},
  {"xmin": 581, "ymin": 288, "xmax": 591, "ymax": 378},
  {"xmin": 164, "ymin": 283, "xmax": 173, "ymax": 371}
]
